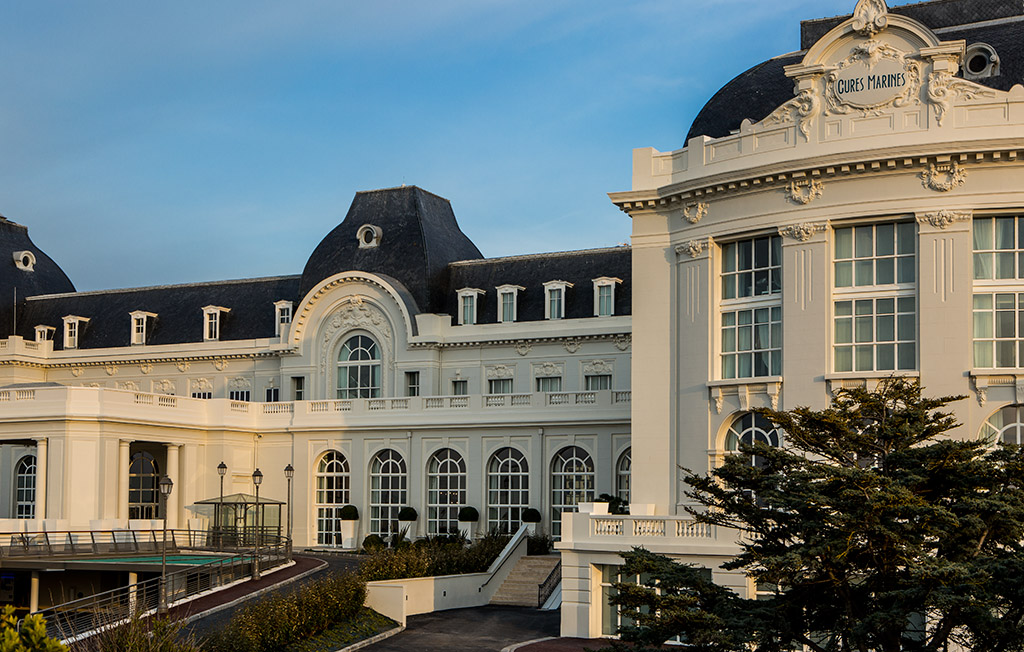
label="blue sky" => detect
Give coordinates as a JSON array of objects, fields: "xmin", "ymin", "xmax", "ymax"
[{"xmin": 0, "ymin": 0, "xmax": 906, "ymax": 291}]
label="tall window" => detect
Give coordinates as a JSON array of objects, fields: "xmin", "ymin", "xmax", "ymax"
[
  {"xmin": 550, "ymin": 446, "xmax": 594, "ymax": 539},
  {"xmin": 128, "ymin": 452, "xmax": 160, "ymax": 519},
  {"xmin": 14, "ymin": 455, "xmax": 36, "ymax": 519},
  {"xmin": 457, "ymin": 288, "xmax": 483, "ymax": 325},
  {"xmin": 133, "ymin": 316, "xmax": 146, "ymax": 345},
  {"xmin": 544, "ymin": 281, "xmax": 572, "ymax": 320},
  {"xmin": 488, "ymin": 448, "xmax": 529, "ymax": 534},
  {"xmin": 315, "ymin": 451, "xmax": 351, "ymax": 546},
  {"xmin": 496, "ymin": 285, "xmax": 523, "ymax": 323},
  {"xmin": 585, "ymin": 374, "xmax": 612, "ymax": 390},
  {"xmin": 202, "ymin": 306, "xmax": 229, "ymax": 341},
  {"xmin": 369, "ymin": 449, "xmax": 407, "ymax": 537},
  {"xmin": 452, "ymin": 379, "xmax": 468, "ymax": 396},
  {"xmin": 616, "ymin": 448, "xmax": 631, "ymax": 504},
  {"xmin": 489, "ymin": 378, "xmax": 513, "ymax": 394},
  {"xmin": 980, "ymin": 405, "xmax": 1024, "ymax": 445},
  {"xmin": 337, "ymin": 335, "xmax": 381, "ymax": 399},
  {"xmin": 833, "ymin": 223, "xmax": 916, "ymax": 373},
  {"xmin": 275, "ymin": 301, "xmax": 293, "ymax": 337},
  {"xmin": 973, "ymin": 217, "xmax": 1024, "ymax": 368},
  {"xmin": 725, "ymin": 413, "xmax": 781, "ymax": 467},
  {"xmin": 536, "ymin": 376, "xmax": 562, "ymax": 393},
  {"xmin": 426, "ymin": 448, "xmax": 467, "ymax": 535},
  {"xmin": 721, "ymin": 236, "xmax": 782, "ymax": 379},
  {"xmin": 229, "ymin": 390, "xmax": 251, "ymax": 402},
  {"xmin": 405, "ymin": 371, "xmax": 420, "ymax": 397},
  {"xmin": 593, "ymin": 278, "xmax": 621, "ymax": 317}
]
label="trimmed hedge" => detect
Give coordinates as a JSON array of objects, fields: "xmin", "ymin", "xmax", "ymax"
[
  {"xmin": 340, "ymin": 504, "xmax": 359, "ymax": 520},
  {"xmin": 521, "ymin": 508, "xmax": 542, "ymax": 523},
  {"xmin": 457, "ymin": 506, "xmax": 479, "ymax": 522},
  {"xmin": 397, "ymin": 506, "xmax": 418, "ymax": 521},
  {"xmin": 359, "ymin": 532, "xmax": 510, "ymax": 582}
]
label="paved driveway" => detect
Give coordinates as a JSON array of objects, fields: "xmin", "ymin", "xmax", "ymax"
[{"xmin": 363, "ymin": 606, "xmax": 560, "ymax": 652}]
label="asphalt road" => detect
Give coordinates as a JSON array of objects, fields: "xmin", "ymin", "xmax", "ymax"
[{"xmin": 362, "ymin": 605, "xmax": 560, "ymax": 652}]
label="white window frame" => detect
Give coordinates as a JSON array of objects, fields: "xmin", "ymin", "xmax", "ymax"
[
  {"xmin": 274, "ymin": 300, "xmax": 293, "ymax": 337},
  {"xmin": 544, "ymin": 281, "xmax": 573, "ymax": 320},
  {"xmin": 592, "ymin": 277, "xmax": 622, "ymax": 317},
  {"xmin": 535, "ymin": 376, "xmax": 562, "ymax": 393},
  {"xmin": 972, "ymin": 216, "xmax": 1024, "ymax": 369},
  {"xmin": 369, "ymin": 449, "xmax": 407, "ymax": 538},
  {"xmin": 585, "ymin": 374, "xmax": 612, "ymax": 391},
  {"xmin": 487, "ymin": 447, "xmax": 529, "ymax": 534},
  {"xmin": 457, "ymin": 288, "xmax": 485, "ymax": 326},
  {"xmin": 616, "ymin": 448, "xmax": 631, "ymax": 503},
  {"xmin": 426, "ymin": 448, "xmax": 467, "ymax": 535},
  {"xmin": 488, "ymin": 378, "xmax": 513, "ymax": 394},
  {"xmin": 550, "ymin": 445, "xmax": 594, "ymax": 539},
  {"xmin": 451, "ymin": 379, "xmax": 468, "ymax": 396},
  {"xmin": 315, "ymin": 450, "xmax": 351, "ymax": 546},
  {"xmin": 202, "ymin": 305, "xmax": 230, "ymax": 342},
  {"xmin": 405, "ymin": 371, "xmax": 420, "ymax": 397},
  {"xmin": 14, "ymin": 455, "xmax": 36, "ymax": 519},
  {"xmin": 34, "ymin": 325, "xmax": 54, "ymax": 342},
  {"xmin": 62, "ymin": 315, "xmax": 90, "ymax": 350},
  {"xmin": 719, "ymin": 235, "xmax": 782, "ymax": 380},
  {"xmin": 496, "ymin": 285, "xmax": 524, "ymax": 323},
  {"xmin": 129, "ymin": 311, "xmax": 157, "ymax": 346}
]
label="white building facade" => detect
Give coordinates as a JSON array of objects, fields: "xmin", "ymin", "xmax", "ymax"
[{"xmin": 559, "ymin": 0, "xmax": 1024, "ymax": 639}]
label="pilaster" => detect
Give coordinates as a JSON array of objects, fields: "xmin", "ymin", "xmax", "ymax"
[{"xmin": 779, "ymin": 222, "xmax": 830, "ymax": 408}]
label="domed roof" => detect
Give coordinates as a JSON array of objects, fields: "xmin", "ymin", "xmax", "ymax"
[
  {"xmin": 299, "ymin": 186, "xmax": 483, "ymax": 313},
  {"xmin": 0, "ymin": 214, "xmax": 75, "ymax": 337}
]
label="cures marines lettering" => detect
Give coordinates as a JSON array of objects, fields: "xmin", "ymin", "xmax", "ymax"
[
  {"xmin": 824, "ymin": 41, "xmax": 921, "ymax": 113},
  {"xmin": 835, "ymin": 70, "xmax": 907, "ymax": 96}
]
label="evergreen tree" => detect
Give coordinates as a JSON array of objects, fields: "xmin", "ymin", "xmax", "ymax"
[{"xmin": 606, "ymin": 378, "xmax": 1024, "ymax": 652}]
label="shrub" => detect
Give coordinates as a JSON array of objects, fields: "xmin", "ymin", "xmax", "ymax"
[
  {"xmin": 204, "ymin": 572, "xmax": 365, "ymax": 652},
  {"xmin": 1, "ymin": 605, "xmax": 66, "ymax": 652},
  {"xmin": 359, "ymin": 532, "xmax": 510, "ymax": 582},
  {"xmin": 397, "ymin": 506, "xmax": 417, "ymax": 521},
  {"xmin": 521, "ymin": 507, "xmax": 542, "ymax": 523},
  {"xmin": 597, "ymin": 493, "xmax": 629, "ymax": 515},
  {"xmin": 361, "ymin": 534, "xmax": 385, "ymax": 551},
  {"xmin": 527, "ymin": 533, "xmax": 553, "ymax": 556},
  {"xmin": 67, "ymin": 612, "xmax": 200, "ymax": 652},
  {"xmin": 339, "ymin": 504, "xmax": 359, "ymax": 520},
  {"xmin": 457, "ymin": 506, "xmax": 479, "ymax": 522}
]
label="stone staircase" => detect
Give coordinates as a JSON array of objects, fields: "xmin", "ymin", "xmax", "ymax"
[{"xmin": 490, "ymin": 554, "xmax": 560, "ymax": 607}]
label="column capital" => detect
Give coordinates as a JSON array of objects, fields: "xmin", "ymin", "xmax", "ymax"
[
  {"xmin": 915, "ymin": 209, "xmax": 972, "ymax": 233},
  {"xmin": 778, "ymin": 221, "xmax": 829, "ymax": 244}
]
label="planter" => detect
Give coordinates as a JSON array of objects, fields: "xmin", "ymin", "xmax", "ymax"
[
  {"xmin": 341, "ymin": 519, "xmax": 359, "ymax": 549},
  {"xmin": 525, "ymin": 522, "xmax": 537, "ymax": 535},
  {"xmin": 398, "ymin": 520, "xmax": 417, "ymax": 542},
  {"xmin": 458, "ymin": 520, "xmax": 476, "ymax": 540},
  {"xmin": 578, "ymin": 502, "xmax": 609, "ymax": 515}
]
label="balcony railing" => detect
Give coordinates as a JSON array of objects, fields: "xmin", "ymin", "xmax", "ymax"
[{"xmin": 585, "ymin": 515, "xmax": 716, "ymax": 541}]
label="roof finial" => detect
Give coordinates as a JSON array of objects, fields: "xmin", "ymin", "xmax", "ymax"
[{"xmin": 852, "ymin": 0, "xmax": 888, "ymax": 36}]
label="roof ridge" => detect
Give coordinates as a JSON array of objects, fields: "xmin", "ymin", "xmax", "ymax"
[
  {"xmin": 449, "ymin": 245, "xmax": 631, "ymax": 266},
  {"xmin": 354, "ymin": 185, "xmax": 451, "ymax": 204},
  {"xmin": 26, "ymin": 274, "xmax": 301, "ymax": 301}
]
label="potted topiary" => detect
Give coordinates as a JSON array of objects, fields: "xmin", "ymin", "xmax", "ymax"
[
  {"xmin": 521, "ymin": 507, "xmax": 542, "ymax": 535},
  {"xmin": 397, "ymin": 506, "xmax": 418, "ymax": 541},
  {"xmin": 457, "ymin": 505, "xmax": 479, "ymax": 539},
  {"xmin": 340, "ymin": 504, "xmax": 359, "ymax": 549}
]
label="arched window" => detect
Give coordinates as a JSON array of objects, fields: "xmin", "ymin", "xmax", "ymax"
[
  {"xmin": 426, "ymin": 448, "xmax": 466, "ymax": 535},
  {"xmin": 14, "ymin": 455, "xmax": 36, "ymax": 519},
  {"xmin": 128, "ymin": 452, "xmax": 160, "ymax": 519},
  {"xmin": 981, "ymin": 405, "xmax": 1024, "ymax": 444},
  {"xmin": 315, "ymin": 451, "xmax": 351, "ymax": 546},
  {"xmin": 488, "ymin": 447, "xmax": 529, "ymax": 534},
  {"xmin": 337, "ymin": 335, "xmax": 381, "ymax": 399},
  {"xmin": 616, "ymin": 448, "xmax": 631, "ymax": 504},
  {"xmin": 551, "ymin": 446, "xmax": 594, "ymax": 539},
  {"xmin": 725, "ymin": 412, "xmax": 781, "ymax": 467},
  {"xmin": 369, "ymin": 449, "xmax": 407, "ymax": 537}
]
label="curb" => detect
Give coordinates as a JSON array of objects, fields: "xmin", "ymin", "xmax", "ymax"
[
  {"xmin": 502, "ymin": 636, "xmax": 557, "ymax": 652},
  {"xmin": 334, "ymin": 624, "xmax": 406, "ymax": 651},
  {"xmin": 180, "ymin": 557, "xmax": 329, "ymax": 626}
]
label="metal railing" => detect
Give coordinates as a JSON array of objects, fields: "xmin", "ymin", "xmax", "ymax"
[
  {"xmin": 34, "ymin": 533, "xmax": 291, "ymax": 642},
  {"xmin": 0, "ymin": 528, "xmax": 286, "ymax": 560},
  {"xmin": 538, "ymin": 560, "xmax": 561, "ymax": 607}
]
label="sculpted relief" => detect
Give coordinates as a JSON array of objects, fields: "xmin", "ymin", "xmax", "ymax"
[{"xmin": 319, "ymin": 296, "xmax": 394, "ymax": 374}]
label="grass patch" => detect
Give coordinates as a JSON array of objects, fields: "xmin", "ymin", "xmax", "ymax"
[{"xmin": 282, "ymin": 608, "xmax": 397, "ymax": 652}]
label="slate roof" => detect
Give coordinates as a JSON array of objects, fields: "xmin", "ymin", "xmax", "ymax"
[
  {"xmin": 687, "ymin": 0, "xmax": 1024, "ymax": 141},
  {"xmin": 0, "ymin": 216, "xmax": 75, "ymax": 339},
  {"xmin": 20, "ymin": 276, "xmax": 300, "ymax": 350},
  {"xmin": 446, "ymin": 247, "xmax": 632, "ymax": 324}
]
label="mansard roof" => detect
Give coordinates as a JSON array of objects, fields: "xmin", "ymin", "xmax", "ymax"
[
  {"xmin": 446, "ymin": 246, "xmax": 632, "ymax": 324},
  {"xmin": 20, "ymin": 276, "xmax": 300, "ymax": 350},
  {"xmin": 0, "ymin": 215, "xmax": 75, "ymax": 339},
  {"xmin": 687, "ymin": 0, "xmax": 1024, "ymax": 141}
]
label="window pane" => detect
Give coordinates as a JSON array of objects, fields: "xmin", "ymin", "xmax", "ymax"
[
  {"xmin": 722, "ymin": 328, "xmax": 736, "ymax": 353},
  {"xmin": 875, "ymin": 258, "xmax": 894, "ymax": 285},
  {"xmin": 975, "ymin": 252, "xmax": 994, "ymax": 279},
  {"xmin": 974, "ymin": 218, "xmax": 993, "ymax": 251},
  {"xmin": 754, "ymin": 237, "xmax": 770, "ymax": 268},
  {"xmin": 737, "ymin": 353, "xmax": 752, "ymax": 377},
  {"xmin": 974, "ymin": 311, "xmax": 993, "ymax": 338},
  {"xmin": 738, "ymin": 240, "xmax": 752, "ymax": 270},
  {"xmin": 723, "ymin": 355, "xmax": 736, "ymax": 379},
  {"xmin": 855, "ymin": 260, "xmax": 873, "ymax": 286},
  {"xmin": 896, "ymin": 257, "xmax": 915, "ymax": 284},
  {"xmin": 855, "ymin": 316, "xmax": 873, "ymax": 342},
  {"xmin": 835, "ymin": 318, "xmax": 853, "ymax": 344},
  {"xmin": 876, "ymin": 315, "xmax": 895, "ymax": 341},
  {"xmin": 855, "ymin": 227, "xmax": 873, "ymax": 258},
  {"xmin": 835, "ymin": 228, "xmax": 853, "ymax": 259},
  {"xmin": 896, "ymin": 222, "xmax": 915, "ymax": 254},
  {"xmin": 996, "ymin": 341, "xmax": 1016, "ymax": 367},
  {"xmin": 835, "ymin": 262, "xmax": 853, "ymax": 287},
  {"xmin": 897, "ymin": 343, "xmax": 916, "ymax": 369},
  {"xmin": 996, "ymin": 217, "xmax": 1015, "ymax": 249},
  {"xmin": 875, "ymin": 223, "xmax": 894, "ymax": 256},
  {"xmin": 855, "ymin": 345, "xmax": 874, "ymax": 371},
  {"xmin": 835, "ymin": 346, "xmax": 853, "ymax": 372},
  {"xmin": 897, "ymin": 314, "xmax": 915, "ymax": 340},
  {"xmin": 876, "ymin": 344, "xmax": 895, "ymax": 370},
  {"xmin": 723, "ymin": 275, "xmax": 736, "ymax": 300},
  {"xmin": 722, "ymin": 243, "xmax": 736, "ymax": 272},
  {"xmin": 997, "ymin": 252, "xmax": 1016, "ymax": 279}
]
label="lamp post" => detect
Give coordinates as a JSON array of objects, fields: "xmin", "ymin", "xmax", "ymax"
[
  {"xmin": 158, "ymin": 475, "xmax": 174, "ymax": 613},
  {"xmin": 283, "ymin": 464, "xmax": 294, "ymax": 557},
  {"xmin": 217, "ymin": 461, "xmax": 227, "ymax": 550},
  {"xmin": 251, "ymin": 468, "xmax": 263, "ymax": 580}
]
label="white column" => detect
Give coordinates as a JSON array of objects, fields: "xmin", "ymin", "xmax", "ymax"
[
  {"xmin": 165, "ymin": 444, "xmax": 180, "ymax": 529},
  {"xmin": 30, "ymin": 571, "xmax": 39, "ymax": 613},
  {"xmin": 34, "ymin": 438, "xmax": 47, "ymax": 520},
  {"xmin": 128, "ymin": 571, "xmax": 138, "ymax": 615},
  {"xmin": 118, "ymin": 440, "xmax": 132, "ymax": 521}
]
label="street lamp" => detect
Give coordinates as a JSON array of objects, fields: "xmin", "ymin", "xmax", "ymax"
[
  {"xmin": 284, "ymin": 463, "xmax": 294, "ymax": 556},
  {"xmin": 158, "ymin": 475, "xmax": 174, "ymax": 613},
  {"xmin": 217, "ymin": 461, "xmax": 227, "ymax": 550},
  {"xmin": 251, "ymin": 468, "xmax": 263, "ymax": 580}
]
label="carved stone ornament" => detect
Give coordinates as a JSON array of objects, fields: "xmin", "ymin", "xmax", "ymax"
[
  {"xmin": 563, "ymin": 338, "xmax": 582, "ymax": 354},
  {"xmin": 139, "ymin": 363, "xmax": 153, "ymax": 375},
  {"xmin": 117, "ymin": 381, "xmax": 139, "ymax": 391},
  {"xmin": 212, "ymin": 358, "xmax": 228, "ymax": 371},
  {"xmin": 84, "ymin": 382, "xmax": 102, "ymax": 388},
  {"xmin": 926, "ymin": 70, "xmax": 997, "ymax": 126},
  {"xmin": 824, "ymin": 40, "xmax": 921, "ymax": 116},
  {"xmin": 778, "ymin": 222, "xmax": 827, "ymax": 242},
  {"xmin": 319, "ymin": 296, "xmax": 393, "ymax": 374},
  {"xmin": 533, "ymin": 362, "xmax": 564, "ymax": 377},
  {"xmin": 763, "ymin": 87, "xmax": 820, "ymax": 140},
  {"xmin": 682, "ymin": 202, "xmax": 708, "ymax": 225},
  {"xmin": 784, "ymin": 179, "xmax": 824, "ymax": 205},
  {"xmin": 676, "ymin": 239, "xmax": 708, "ymax": 258},
  {"xmin": 485, "ymin": 364, "xmax": 515, "ymax": 379},
  {"xmin": 583, "ymin": 359, "xmax": 614, "ymax": 375},
  {"xmin": 514, "ymin": 341, "xmax": 532, "ymax": 357},
  {"xmin": 852, "ymin": 0, "xmax": 888, "ymax": 36},
  {"xmin": 192, "ymin": 378, "xmax": 213, "ymax": 392},
  {"xmin": 614, "ymin": 335, "xmax": 631, "ymax": 351},
  {"xmin": 228, "ymin": 377, "xmax": 251, "ymax": 390},
  {"xmin": 713, "ymin": 394, "xmax": 723, "ymax": 414},
  {"xmin": 176, "ymin": 361, "xmax": 191, "ymax": 373},
  {"xmin": 916, "ymin": 210, "xmax": 971, "ymax": 229},
  {"xmin": 105, "ymin": 365, "xmax": 118, "ymax": 376},
  {"xmin": 71, "ymin": 366, "xmax": 84, "ymax": 377},
  {"xmin": 920, "ymin": 161, "xmax": 967, "ymax": 192},
  {"xmin": 153, "ymin": 379, "xmax": 175, "ymax": 395}
]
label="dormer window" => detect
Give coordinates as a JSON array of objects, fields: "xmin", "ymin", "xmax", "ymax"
[
  {"xmin": 202, "ymin": 306, "xmax": 230, "ymax": 341},
  {"xmin": 592, "ymin": 277, "xmax": 622, "ymax": 317},
  {"xmin": 496, "ymin": 285, "xmax": 524, "ymax": 323},
  {"xmin": 130, "ymin": 311, "xmax": 157, "ymax": 346},
  {"xmin": 357, "ymin": 224, "xmax": 382, "ymax": 249},
  {"xmin": 457, "ymin": 288, "xmax": 484, "ymax": 325},
  {"xmin": 543, "ymin": 281, "xmax": 573, "ymax": 320},
  {"xmin": 274, "ymin": 300, "xmax": 293, "ymax": 337},
  {"xmin": 34, "ymin": 325, "xmax": 54, "ymax": 342},
  {"xmin": 62, "ymin": 315, "xmax": 90, "ymax": 350},
  {"xmin": 13, "ymin": 251, "xmax": 36, "ymax": 272}
]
